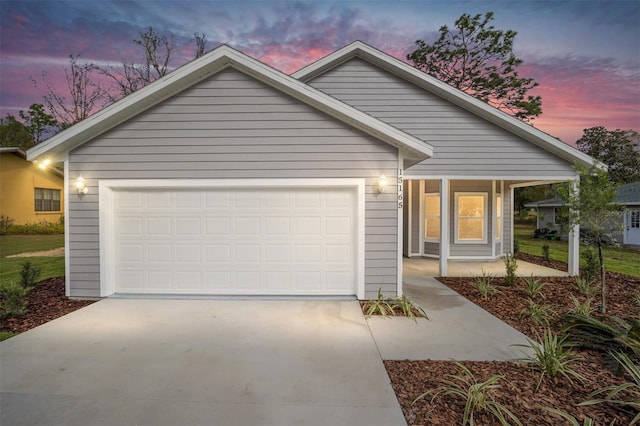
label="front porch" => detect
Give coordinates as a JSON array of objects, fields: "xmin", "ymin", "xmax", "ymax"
[{"xmin": 403, "ymin": 256, "xmax": 569, "ymax": 278}]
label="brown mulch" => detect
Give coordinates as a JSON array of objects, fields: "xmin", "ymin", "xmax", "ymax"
[
  {"xmin": 0, "ymin": 277, "xmax": 94, "ymax": 333},
  {"xmin": 384, "ymin": 254, "xmax": 639, "ymax": 425}
]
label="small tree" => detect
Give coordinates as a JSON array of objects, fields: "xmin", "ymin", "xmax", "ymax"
[
  {"xmin": 0, "ymin": 114, "xmax": 32, "ymax": 150},
  {"xmin": 576, "ymin": 126, "xmax": 640, "ymax": 185},
  {"xmin": 408, "ymin": 11, "xmax": 542, "ymax": 121},
  {"xmin": 556, "ymin": 165, "xmax": 623, "ymax": 313},
  {"xmin": 18, "ymin": 103, "xmax": 58, "ymax": 145}
]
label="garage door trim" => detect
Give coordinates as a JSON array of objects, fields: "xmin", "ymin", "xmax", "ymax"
[{"xmin": 99, "ymin": 179, "xmax": 365, "ymax": 298}]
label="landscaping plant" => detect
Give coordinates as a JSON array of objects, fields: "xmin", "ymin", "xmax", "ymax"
[
  {"xmin": 0, "ymin": 281, "xmax": 29, "ymax": 317},
  {"xmin": 542, "ymin": 408, "xmax": 597, "ymax": 426},
  {"xmin": 473, "ymin": 269, "xmax": 500, "ymax": 299},
  {"xmin": 392, "ymin": 294, "xmax": 428, "ymax": 322},
  {"xmin": 364, "ymin": 289, "xmax": 428, "ymax": 322},
  {"xmin": 365, "ymin": 288, "xmax": 395, "ymax": 317},
  {"xmin": 542, "ymin": 243, "xmax": 550, "ymax": 261},
  {"xmin": 570, "ymin": 295, "xmax": 594, "ymax": 316},
  {"xmin": 579, "ymin": 351, "xmax": 640, "ymax": 424},
  {"xmin": 523, "ymin": 275, "xmax": 547, "ymax": 299},
  {"xmin": 563, "ymin": 313, "xmax": 640, "ymax": 365},
  {"xmin": 574, "ymin": 276, "xmax": 598, "ymax": 298},
  {"xmin": 514, "ymin": 328, "xmax": 585, "ymax": 392},
  {"xmin": 520, "ymin": 300, "xmax": 553, "ymax": 325},
  {"xmin": 412, "ymin": 361, "xmax": 522, "ymax": 426},
  {"xmin": 503, "ymin": 253, "xmax": 518, "ymax": 286},
  {"xmin": 19, "ymin": 261, "xmax": 41, "ymax": 289},
  {"xmin": 581, "ymin": 247, "xmax": 600, "ymax": 285}
]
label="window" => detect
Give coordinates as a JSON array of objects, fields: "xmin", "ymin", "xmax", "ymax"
[
  {"xmin": 632, "ymin": 210, "xmax": 640, "ymax": 228},
  {"xmin": 455, "ymin": 192, "xmax": 487, "ymax": 243},
  {"xmin": 496, "ymin": 194, "xmax": 502, "ymax": 240},
  {"xmin": 553, "ymin": 207, "xmax": 568, "ymax": 225},
  {"xmin": 424, "ymin": 193, "xmax": 440, "ymax": 241},
  {"xmin": 35, "ymin": 188, "xmax": 61, "ymax": 212}
]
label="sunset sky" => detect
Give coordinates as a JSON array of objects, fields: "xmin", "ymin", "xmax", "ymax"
[{"xmin": 1, "ymin": 0, "xmax": 638, "ymax": 145}]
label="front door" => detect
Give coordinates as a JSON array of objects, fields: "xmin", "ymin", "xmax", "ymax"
[{"xmin": 626, "ymin": 209, "xmax": 640, "ymax": 245}]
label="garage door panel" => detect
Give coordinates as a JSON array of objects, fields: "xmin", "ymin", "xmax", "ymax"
[{"xmin": 112, "ymin": 187, "xmax": 357, "ymax": 295}]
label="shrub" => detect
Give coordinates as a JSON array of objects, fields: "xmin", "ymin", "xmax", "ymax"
[
  {"xmin": 391, "ymin": 294, "xmax": 428, "ymax": 322},
  {"xmin": 579, "ymin": 351, "xmax": 640, "ymax": 425},
  {"xmin": 574, "ymin": 276, "xmax": 598, "ymax": 298},
  {"xmin": 19, "ymin": 261, "xmax": 41, "ymax": 289},
  {"xmin": 412, "ymin": 361, "xmax": 522, "ymax": 426},
  {"xmin": 523, "ymin": 275, "xmax": 547, "ymax": 299},
  {"xmin": 0, "ymin": 221, "xmax": 64, "ymax": 235},
  {"xmin": 514, "ymin": 328, "xmax": 585, "ymax": 392},
  {"xmin": 502, "ymin": 253, "xmax": 518, "ymax": 286},
  {"xmin": 0, "ymin": 282, "xmax": 29, "ymax": 318},
  {"xmin": 513, "ymin": 240, "xmax": 520, "ymax": 255},
  {"xmin": 474, "ymin": 269, "xmax": 500, "ymax": 299},
  {"xmin": 581, "ymin": 247, "xmax": 600, "ymax": 285},
  {"xmin": 520, "ymin": 300, "xmax": 554, "ymax": 325},
  {"xmin": 542, "ymin": 243, "xmax": 550, "ymax": 261},
  {"xmin": 0, "ymin": 215, "xmax": 14, "ymax": 231},
  {"xmin": 563, "ymin": 313, "xmax": 640, "ymax": 365}
]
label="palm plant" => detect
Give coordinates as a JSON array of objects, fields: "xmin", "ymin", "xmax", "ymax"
[
  {"xmin": 412, "ymin": 361, "xmax": 522, "ymax": 426},
  {"xmin": 579, "ymin": 351, "xmax": 640, "ymax": 425}
]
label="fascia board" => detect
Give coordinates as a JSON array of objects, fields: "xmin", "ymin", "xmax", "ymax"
[
  {"xmin": 28, "ymin": 44, "xmax": 432, "ymax": 162},
  {"xmin": 294, "ymin": 41, "xmax": 600, "ymax": 170}
]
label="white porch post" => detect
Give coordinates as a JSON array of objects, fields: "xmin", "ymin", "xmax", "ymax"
[
  {"xmin": 568, "ymin": 179, "xmax": 580, "ymax": 275},
  {"xmin": 439, "ymin": 178, "xmax": 449, "ymax": 276}
]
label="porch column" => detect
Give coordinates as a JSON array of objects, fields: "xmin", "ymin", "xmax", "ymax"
[
  {"xmin": 439, "ymin": 178, "xmax": 449, "ymax": 276},
  {"xmin": 568, "ymin": 179, "xmax": 580, "ymax": 275}
]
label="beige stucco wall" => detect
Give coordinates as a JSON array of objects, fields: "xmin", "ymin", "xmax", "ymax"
[{"xmin": 0, "ymin": 153, "xmax": 64, "ymax": 225}]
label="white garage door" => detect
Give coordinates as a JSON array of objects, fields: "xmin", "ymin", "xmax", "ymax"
[{"xmin": 110, "ymin": 186, "xmax": 358, "ymax": 296}]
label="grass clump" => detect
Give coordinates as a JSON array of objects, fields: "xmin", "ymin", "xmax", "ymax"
[
  {"xmin": 364, "ymin": 289, "xmax": 428, "ymax": 322},
  {"xmin": 514, "ymin": 328, "xmax": 585, "ymax": 392},
  {"xmin": 570, "ymin": 295, "xmax": 594, "ymax": 316},
  {"xmin": 473, "ymin": 269, "xmax": 500, "ymax": 299},
  {"xmin": 574, "ymin": 276, "xmax": 598, "ymax": 297}
]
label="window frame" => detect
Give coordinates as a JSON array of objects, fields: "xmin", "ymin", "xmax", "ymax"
[
  {"xmin": 424, "ymin": 193, "xmax": 440, "ymax": 242},
  {"xmin": 34, "ymin": 188, "xmax": 61, "ymax": 212},
  {"xmin": 454, "ymin": 192, "xmax": 488, "ymax": 244}
]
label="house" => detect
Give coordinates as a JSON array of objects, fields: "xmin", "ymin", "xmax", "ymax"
[
  {"xmin": 525, "ymin": 181, "xmax": 640, "ymax": 246},
  {"xmin": 27, "ymin": 42, "xmax": 598, "ymax": 299},
  {"xmin": 0, "ymin": 147, "xmax": 64, "ymax": 225}
]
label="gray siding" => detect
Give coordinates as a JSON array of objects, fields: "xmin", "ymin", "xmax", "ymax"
[
  {"xmin": 67, "ymin": 68, "xmax": 399, "ymax": 299},
  {"xmin": 308, "ymin": 58, "xmax": 576, "ymax": 179}
]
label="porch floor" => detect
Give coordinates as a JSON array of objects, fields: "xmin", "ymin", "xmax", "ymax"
[{"xmin": 403, "ymin": 257, "xmax": 569, "ymax": 277}]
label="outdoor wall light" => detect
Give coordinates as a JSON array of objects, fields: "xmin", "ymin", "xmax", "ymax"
[
  {"xmin": 36, "ymin": 158, "xmax": 51, "ymax": 170},
  {"xmin": 378, "ymin": 175, "xmax": 387, "ymax": 193},
  {"xmin": 75, "ymin": 176, "xmax": 88, "ymax": 195}
]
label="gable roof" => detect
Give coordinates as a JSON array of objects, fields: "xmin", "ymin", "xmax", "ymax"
[
  {"xmin": 28, "ymin": 45, "xmax": 433, "ymax": 164},
  {"xmin": 293, "ymin": 41, "xmax": 600, "ymax": 170}
]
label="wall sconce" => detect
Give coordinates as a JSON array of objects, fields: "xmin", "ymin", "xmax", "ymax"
[
  {"xmin": 378, "ymin": 175, "xmax": 387, "ymax": 193},
  {"xmin": 36, "ymin": 158, "xmax": 51, "ymax": 170},
  {"xmin": 75, "ymin": 176, "xmax": 88, "ymax": 195}
]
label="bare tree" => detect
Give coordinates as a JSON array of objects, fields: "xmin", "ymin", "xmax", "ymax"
[
  {"xmin": 35, "ymin": 55, "xmax": 106, "ymax": 128},
  {"xmin": 194, "ymin": 32, "xmax": 208, "ymax": 58},
  {"xmin": 101, "ymin": 27, "xmax": 176, "ymax": 101}
]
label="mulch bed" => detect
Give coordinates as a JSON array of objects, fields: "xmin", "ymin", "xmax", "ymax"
[
  {"xmin": 384, "ymin": 254, "xmax": 639, "ymax": 425},
  {"xmin": 0, "ymin": 277, "xmax": 94, "ymax": 333}
]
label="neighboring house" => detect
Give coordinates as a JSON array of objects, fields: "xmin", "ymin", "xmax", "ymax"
[
  {"xmin": 0, "ymin": 147, "xmax": 64, "ymax": 225},
  {"xmin": 28, "ymin": 42, "xmax": 598, "ymax": 299},
  {"xmin": 525, "ymin": 181, "xmax": 640, "ymax": 246}
]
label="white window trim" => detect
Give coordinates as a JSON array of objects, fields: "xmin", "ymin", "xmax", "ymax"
[
  {"xmin": 454, "ymin": 192, "xmax": 488, "ymax": 244},
  {"xmin": 98, "ymin": 178, "xmax": 366, "ymax": 299},
  {"xmin": 424, "ymin": 192, "xmax": 440, "ymax": 242}
]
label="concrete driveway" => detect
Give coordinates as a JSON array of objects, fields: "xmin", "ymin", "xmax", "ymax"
[{"xmin": 1, "ymin": 299, "xmax": 405, "ymax": 426}]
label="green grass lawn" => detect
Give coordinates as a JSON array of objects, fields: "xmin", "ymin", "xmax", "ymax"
[
  {"xmin": 514, "ymin": 223, "xmax": 640, "ymax": 278},
  {"xmin": 0, "ymin": 235, "xmax": 65, "ymax": 285}
]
